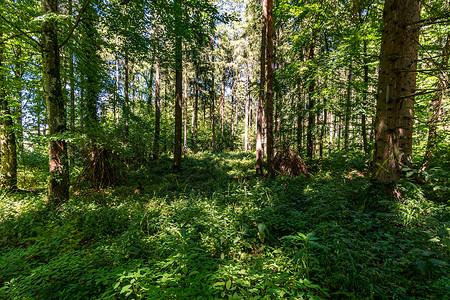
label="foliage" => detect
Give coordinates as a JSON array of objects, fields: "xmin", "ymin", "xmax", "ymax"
[{"xmin": 1, "ymin": 152, "xmax": 449, "ymax": 299}]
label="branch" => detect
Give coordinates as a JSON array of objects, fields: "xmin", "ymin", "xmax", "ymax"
[
  {"xmin": 59, "ymin": 0, "xmax": 92, "ymax": 49},
  {"xmin": 0, "ymin": 15, "xmax": 41, "ymax": 48}
]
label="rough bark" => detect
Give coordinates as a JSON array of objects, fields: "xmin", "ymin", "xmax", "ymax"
[
  {"xmin": 266, "ymin": 0, "xmax": 274, "ymax": 176},
  {"xmin": 256, "ymin": 0, "xmax": 267, "ymax": 175},
  {"xmin": 41, "ymin": 0, "xmax": 69, "ymax": 203},
  {"xmin": 373, "ymin": 0, "xmax": 421, "ymax": 182},
  {"xmin": 193, "ymin": 63, "xmax": 199, "ymax": 153},
  {"xmin": 362, "ymin": 41, "xmax": 369, "ymax": 155},
  {"xmin": 0, "ymin": 19, "xmax": 18, "ymax": 191}
]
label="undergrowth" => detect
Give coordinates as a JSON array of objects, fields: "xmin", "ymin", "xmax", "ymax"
[{"xmin": 0, "ymin": 151, "xmax": 449, "ymax": 299}]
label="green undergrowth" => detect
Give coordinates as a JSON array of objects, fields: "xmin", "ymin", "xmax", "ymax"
[{"xmin": 1, "ymin": 151, "xmax": 449, "ymax": 299}]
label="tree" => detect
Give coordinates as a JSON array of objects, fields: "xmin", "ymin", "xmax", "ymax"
[
  {"xmin": 265, "ymin": 0, "xmax": 274, "ymax": 176},
  {"xmin": 373, "ymin": 0, "xmax": 421, "ymax": 183},
  {"xmin": 256, "ymin": 0, "xmax": 267, "ymax": 175},
  {"xmin": 0, "ymin": 11, "xmax": 17, "ymax": 191},
  {"xmin": 41, "ymin": 0, "xmax": 69, "ymax": 202}
]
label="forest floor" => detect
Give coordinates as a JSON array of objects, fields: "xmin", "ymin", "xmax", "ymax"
[{"xmin": 1, "ymin": 151, "xmax": 449, "ymax": 299}]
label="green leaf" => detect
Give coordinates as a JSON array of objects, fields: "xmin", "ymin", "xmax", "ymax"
[
  {"xmin": 120, "ymin": 284, "xmax": 132, "ymax": 294},
  {"xmin": 226, "ymin": 279, "xmax": 232, "ymax": 290}
]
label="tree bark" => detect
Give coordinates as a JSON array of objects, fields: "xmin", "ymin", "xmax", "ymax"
[
  {"xmin": 344, "ymin": 63, "xmax": 352, "ymax": 152},
  {"xmin": 41, "ymin": 0, "xmax": 69, "ymax": 203},
  {"xmin": 153, "ymin": 63, "xmax": 160, "ymax": 160},
  {"xmin": 306, "ymin": 38, "xmax": 315, "ymax": 160},
  {"xmin": 265, "ymin": 0, "xmax": 274, "ymax": 176},
  {"xmin": 173, "ymin": 0, "xmax": 183, "ymax": 169},
  {"xmin": 193, "ymin": 63, "xmax": 199, "ymax": 153},
  {"xmin": 362, "ymin": 41, "xmax": 369, "ymax": 155},
  {"xmin": 256, "ymin": 0, "xmax": 267, "ymax": 175},
  {"xmin": 373, "ymin": 0, "xmax": 421, "ymax": 182},
  {"xmin": 0, "ymin": 19, "xmax": 18, "ymax": 191}
]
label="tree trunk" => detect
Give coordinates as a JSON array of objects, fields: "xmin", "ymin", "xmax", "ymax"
[
  {"xmin": 124, "ymin": 49, "xmax": 130, "ymax": 137},
  {"xmin": 41, "ymin": 0, "xmax": 69, "ymax": 203},
  {"xmin": 344, "ymin": 63, "xmax": 352, "ymax": 152},
  {"xmin": 265, "ymin": 0, "xmax": 274, "ymax": 176},
  {"xmin": 173, "ymin": 0, "xmax": 183, "ymax": 169},
  {"xmin": 183, "ymin": 64, "xmax": 188, "ymax": 155},
  {"xmin": 306, "ymin": 39, "xmax": 315, "ymax": 160},
  {"xmin": 373, "ymin": 0, "xmax": 421, "ymax": 182},
  {"xmin": 256, "ymin": 0, "xmax": 267, "ymax": 175},
  {"xmin": 0, "ymin": 20, "xmax": 18, "ymax": 191},
  {"xmin": 362, "ymin": 41, "xmax": 369, "ymax": 155},
  {"xmin": 244, "ymin": 59, "xmax": 250, "ymax": 152},
  {"xmin": 210, "ymin": 57, "xmax": 216, "ymax": 152},
  {"xmin": 153, "ymin": 63, "xmax": 160, "ymax": 160},
  {"xmin": 193, "ymin": 63, "xmax": 199, "ymax": 153},
  {"xmin": 421, "ymin": 34, "xmax": 450, "ymax": 171}
]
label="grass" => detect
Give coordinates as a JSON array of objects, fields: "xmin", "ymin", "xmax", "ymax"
[{"xmin": 0, "ymin": 151, "xmax": 449, "ymax": 299}]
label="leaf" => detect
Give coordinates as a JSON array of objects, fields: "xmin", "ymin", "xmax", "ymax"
[
  {"xmin": 120, "ymin": 284, "xmax": 132, "ymax": 294},
  {"xmin": 309, "ymin": 241, "xmax": 330, "ymax": 251},
  {"xmin": 226, "ymin": 279, "xmax": 231, "ymax": 290}
]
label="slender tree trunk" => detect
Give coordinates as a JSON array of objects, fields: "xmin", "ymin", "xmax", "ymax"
[
  {"xmin": 256, "ymin": 0, "xmax": 267, "ymax": 175},
  {"xmin": 0, "ymin": 19, "xmax": 18, "ymax": 191},
  {"xmin": 115, "ymin": 38, "xmax": 120, "ymax": 125},
  {"xmin": 153, "ymin": 63, "xmax": 160, "ymax": 160},
  {"xmin": 306, "ymin": 39, "xmax": 315, "ymax": 160},
  {"xmin": 183, "ymin": 64, "xmax": 188, "ymax": 155},
  {"xmin": 147, "ymin": 66, "xmax": 154, "ymax": 111},
  {"xmin": 193, "ymin": 63, "xmax": 199, "ymax": 153},
  {"xmin": 220, "ymin": 75, "xmax": 225, "ymax": 134},
  {"xmin": 266, "ymin": 0, "xmax": 274, "ymax": 176},
  {"xmin": 69, "ymin": 0, "xmax": 75, "ymax": 165},
  {"xmin": 373, "ymin": 0, "xmax": 421, "ymax": 182},
  {"xmin": 344, "ymin": 63, "xmax": 352, "ymax": 152},
  {"xmin": 173, "ymin": 0, "xmax": 183, "ymax": 169},
  {"xmin": 41, "ymin": 0, "xmax": 69, "ymax": 203},
  {"xmin": 210, "ymin": 56, "xmax": 216, "ymax": 151},
  {"xmin": 244, "ymin": 59, "xmax": 250, "ymax": 152},
  {"xmin": 362, "ymin": 41, "xmax": 369, "ymax": 155},
  {"xmin": 421, "ymin": 34, "xmax": 450, "ymax": 171},
  {"xmin": 124, "ymin": 49, "xmax": 130, "ymax": 137}
]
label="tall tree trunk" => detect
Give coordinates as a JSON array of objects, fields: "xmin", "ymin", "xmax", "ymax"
[
  {"xmin": 256, "ymin": 0, "xmax": 267, "ymax": 175},
  {"xmin": 147, "ymin": 66, "xmax": 154, "ymax": 112},
  {"xmin": 173, "ymin": 0, "xmax": 183, "ymax": 169},
  {"xmin": 373, "ymin": 0, "xmax": 421, "ymax": 183},
  {"xmin": 153, "ymin": 63, "xmax": 160, "ymax": 160},
  {"xmin": 183, "ymin": 64, "xmax": 188, "ymax": 155},
  {"xmin": 244, "ymin": 59, "xmax": 250, "ymax": 152},
  {"xmin": 115, "ymin": 38, "xmax": 120, "ymax": 125},
  {"xmin": 220, "ymin": 74, "xmax": 225, "ymax": 134},
  {"xmin": 421, "ymin": 34, "xmax": 450, "ymax": 171},
  {"xmin": 344, "ymin": 63, "xmax": 352, "ymax": 152},
  {"xmin": 0, "ymin": 20, "xmax": 18, "ymax": 191},
  {"xmin": 362, "ymin": 41, "xmax": 369, "ymax": 155},
  {"xmin": 69, "ymin": 0, "xmax": 75, "ymax": 165},
  {"xmin": 265, "ymin": 0, "xmax": 274, "ymax": 176},
  {"xmin": 210, "ymin": 57, "xmax": 216, "ymax": 152},
  {"xmin": 124, "ymin": 49, "xmax": 130, "ymax": 137},
  {"xmin": 306, "ymin": 38, "xmax": 315, "ymax": 160},
  {"xmin": 193, "ymin": 63, "xmax": 199, "ymax": 153},
  {"xmin": 41, "ymin": 0, "xmax": 69, "ymax": 203}
]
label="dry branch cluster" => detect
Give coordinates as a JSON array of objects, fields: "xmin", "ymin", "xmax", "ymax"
[{"xmin": 274, "ymin": 149, "xmax": 309, "ymax": 176}]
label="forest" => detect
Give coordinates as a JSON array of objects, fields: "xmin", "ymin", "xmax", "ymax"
[{"xmin": 0, "ymin": 0, "xmax": 449, "ymax": 298}]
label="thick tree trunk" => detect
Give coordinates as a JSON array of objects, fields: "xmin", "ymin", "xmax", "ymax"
[
  {"xmin": 256, "ymin": 0, "xmax": 267, "ymax": 175},
  {"xmin": 373, "ymin": 0, "xmax": 421, "ymax": 182},
  {"xmin": 244, "ymin": 60, "xmax": 250, "ymax": 152},
  {"xmin": 153, "ymin": 63, "xmax": 160, "ymax": 160},
  {"xmin": 0, "ymin": 22, "xmax": 18, "ymax": 191},
  {"xmin": 421, "ymin": 34, "xmax": 450, "ymax": 171},
  {"xmin": 266, "ymin": 0, "xmax": 274, "ymax": 176},
  {"xmin": 41, "ymin": 0, "xmax": 69, "ymax": 203}
]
